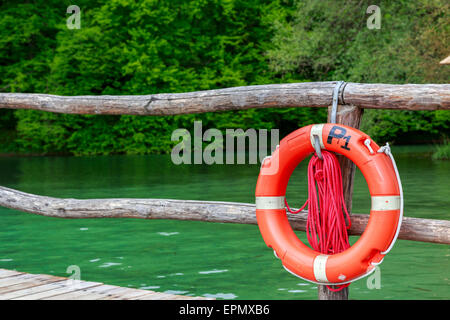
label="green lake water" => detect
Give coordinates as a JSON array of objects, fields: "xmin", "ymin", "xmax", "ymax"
[{"xmin": 0, "ymin": 145, "xmax": 448, "ymax": 299}]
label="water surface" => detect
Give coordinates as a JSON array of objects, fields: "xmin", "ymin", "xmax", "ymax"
[{"xmin": 0, "ymin": 145, "xmax": 448, "ymax": 299}]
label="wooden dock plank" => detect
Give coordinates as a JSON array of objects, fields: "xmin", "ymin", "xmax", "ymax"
[
  {"xmin": 94, "ymin": 286, "xmax": 139, "ymax": 297},
  {"xmin": 45, "ymin": 289, "xmax": 109, "ymax": 300},
  {"xmin": 137, "ymin": 293, "xmax": 173, "ymax": 300},
  {"xmin": 13, "ymin": 281, "xmax": 104, "ymax": 300},
  {"xmin": 70, "ymin": 292, "xmax": 110, "ymax": 300},
  {"xmin": 97, "ymin": 286, "xmax": 158, "ymax": 300},
  {"xmin": 44, "ymin": 284, "xmax": 133, "ymax": 300},
  {"xmin": 0, "ymin": 276, "xmax": 66, "ymax": 295},
  {"xmin": 100, "ymin": 289, "xmax": 156, "ymax": 300},
  {"xmin": 133, "ymin": 291, "xmax": 168, "ymax": 300},
  {"xmin": 72, "ymin": 284, "xmax": 121, "ymax": 295},
  {"xmin": 172, "ymin": 294, "xmax": 203, "ymax": 300},
  {"xmin": 0, "ymin": 269, "xmax": 211, "ymax": 300},
  {"xmin": 137, "ymin": 292, "xmax": 181, "ymax": 300},
  {"xmin": 0, "ymin": 273, "xmax": 63, "ymax": 288},
  {"xmin": 0, "ymin": 269, "xmax": 24, "ymax": 279},
  {"xmin": 1, "ymin": 279, "xmax": 98, "ymax": 300},
  {"xmin": 0, "ymin": 282, "xmax": 66, "ymax": 300},
  {"xmin": 57, "ymin": 285, "xmax": 124, "ymax": 300}
]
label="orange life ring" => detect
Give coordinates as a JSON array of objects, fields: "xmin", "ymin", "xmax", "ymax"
[{"xmin": 255, "ymin": 124, "xmax": 403, "ymax": 284}]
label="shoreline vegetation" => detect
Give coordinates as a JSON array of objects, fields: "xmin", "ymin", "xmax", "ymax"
[
  {"xmin": 432, "ymin": 139, "xmax": 450, "ymax": 160},
  {"xmin": 0, "ymin": 143, "xmax": 448, "ymax": 161}
]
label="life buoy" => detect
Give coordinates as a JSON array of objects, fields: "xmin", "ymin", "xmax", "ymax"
[{"xmin": 255, "ymin": 124, "xmax": 403, "ymax": 284}]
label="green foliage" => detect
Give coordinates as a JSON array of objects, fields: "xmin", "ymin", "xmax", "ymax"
[
  {"xmin": 1, "ymin": 0, "xmax": 316, "ymax": 156},
  {"xmin": 0, "ymin": 0, "xmax": 448, "ymax": 155},
  {"xmin": 432, "ymin": 138, "xmax": 450, "ymax": 160},
  {"xmin": 360, "ymin": 109, "xmax": 449, "ymax": 144},
  {"xmin": 268, "ymin": 0, "xmax": 449, "ymax": 82},
  {"xmin": 267, "ymin": 0, "xmax": 449, "ymax": 143}
]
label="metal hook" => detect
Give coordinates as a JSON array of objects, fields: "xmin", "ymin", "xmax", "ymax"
[
  {"xmin": 330, "ymin": 81, "xmax": 346, "ymax": 124},
  {"xmin": 313, "ymin": 134, "xmax": 323, "ymax": 160}
]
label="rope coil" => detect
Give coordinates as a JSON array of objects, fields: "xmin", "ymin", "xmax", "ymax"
[{"xmin": 285, "ymin": 150, "xmax": 352, "ymax": 291}]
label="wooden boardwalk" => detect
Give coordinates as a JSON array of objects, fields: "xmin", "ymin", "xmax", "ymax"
[{"xmin": 0, "ymin": 269, "xmax": 212, "ymax": 300}]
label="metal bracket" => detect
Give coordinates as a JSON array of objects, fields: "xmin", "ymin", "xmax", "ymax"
[
  {"xmin": 330, "ymin": 81, "xmax": 347, "ymax": 124},
  {"xmin": 313, "ymin": 134, "xmax": 323, "ymax": 159}
]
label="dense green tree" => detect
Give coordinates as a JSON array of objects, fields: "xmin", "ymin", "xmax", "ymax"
[
  {"xmin": 1, "ymin": 0, "xmax": 319, "ymax": 155},
  {"xmin": 267, "ymin": 0, "xmax": 449, "ymax": 143}
]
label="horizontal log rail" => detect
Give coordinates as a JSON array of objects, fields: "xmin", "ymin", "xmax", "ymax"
[
  {"xmin": 0, "ymin": 186, "xmax": 448, "ymax": 245},
  {"xmin": 0, "ymin": 82, "xmax": 449, "ymax": 247},
  {"xmin": 0, "ymin": 82, "xmax": 449, "ymax": 115}
]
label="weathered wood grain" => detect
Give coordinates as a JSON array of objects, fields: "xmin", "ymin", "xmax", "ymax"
[
  {"xmin": 0, "ymin": 269, "xmax": 23, "ymax": 279},
  {"xmin": 0, "ymin": 268, "xmax": 209, "ymax": 300},
  {"xmin": 343, "ymin": 83, "xmax": 450, "ymax": 110},
  {"xmin": 0, "ymin": 82, "xmax": 448, "ymax": 115},
  {"xmin": 0, "ymin": 186, "xmax": 448, "ymax": 245}
]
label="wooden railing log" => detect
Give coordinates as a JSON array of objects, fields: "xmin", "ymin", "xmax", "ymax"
[
  {"xmin": 0, "ymin": 82, "xmax": 448, "ymax": 116},
  {"xmin": 0, "ymin": 186, "xmax": 448, "ymax": 245}
]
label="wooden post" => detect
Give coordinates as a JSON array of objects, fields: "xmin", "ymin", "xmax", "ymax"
[{"xmin": 317, "ymin": 104, "xmax": 364, "ymax": 300}]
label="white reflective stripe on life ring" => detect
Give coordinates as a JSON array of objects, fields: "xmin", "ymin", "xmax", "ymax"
[
  {"xmin": 310, "ymin": 124, "xmax": 325, "ymax": 149},
  {"xmin": 371, "ymin": 196, "xmax": 401, "ymax": 211},
  {"xmin": 255, "ymin": 196, "xmax": 285, "ymax": 210},
  {"xmin": 313, "ymin": 254, "xmax": 329, "ymax": 283}
]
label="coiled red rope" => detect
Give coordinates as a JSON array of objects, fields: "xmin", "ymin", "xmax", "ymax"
[{"xmin": 285, "ymin": 150, "xmax": 352, "ymax": 291}]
